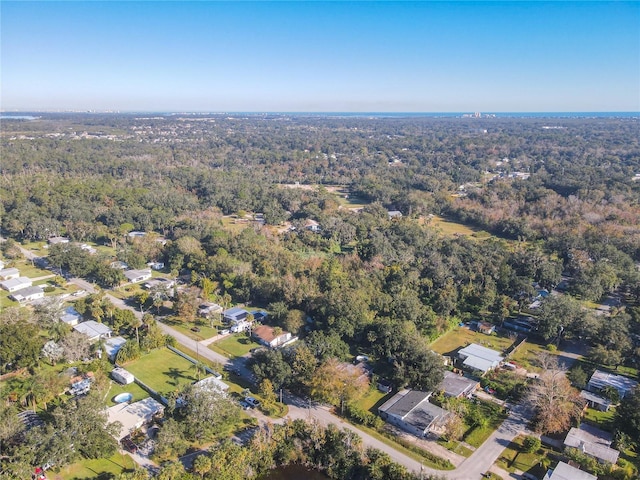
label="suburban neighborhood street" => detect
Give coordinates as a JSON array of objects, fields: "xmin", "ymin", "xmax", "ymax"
[{"xmin": 15, "ymin": 241, "xmax": 532, "ymax": 479}]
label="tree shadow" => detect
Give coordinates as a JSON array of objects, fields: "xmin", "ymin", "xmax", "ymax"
[{"xmin": 164, "ymin": 366, "xmax": 193, "ymax": 386}]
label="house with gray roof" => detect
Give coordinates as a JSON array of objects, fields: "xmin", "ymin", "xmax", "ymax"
[
  {"xmin": 10, "ymin": 285, "xmax": 44, "ymax": 303},
  {"xmin": 543, "ymin": 461, "xmax": 596, "ymax": 480},
  {"xmin": 439, "ymin": 371, "xmax": 480, "ymax": 398},
  {"xmin": 223, "ymin": 306, "xmax": 249, "ymax": 323},
  {"xmin": 0, "ymin": 267, "xmax": 20, "ymax": 280},
  {"xmin": 457, "ymin": 343, "xmax": 504, "ymax": 375},
  {"xmin": 123, "ymin": 269, "xmax": 152, "ymax": 283},
  {"xmin": 0, "ymin": 277, "xmax": 33, "ymax": 293},
  {"xmin": 73, "ymin": 320, "xmax": 112, "ymax": 343},
  {"xmin": 587, "ymin": 369, "xmax": 638, "ymax": 399},
  {"xmin": 563, "ymin": 424, "xmax": 619, "ymax": 464},
  {"xmin": 378, "ymin": 389, "xmax": 450, "ymax": 438}
]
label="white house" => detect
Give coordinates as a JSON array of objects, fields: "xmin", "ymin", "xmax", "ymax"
[
  {"xmin": 123, "ymin": 269, "xmax": 152, "ymax": 283},
  {"xmin": 104, "ymin": 336, "xmax": 127, "ymax": 361},
  {"xmin": 47, "ymin": 236, "xmax": 69, "ymax": 245},
  {"xmin": 563, "ymin": 424, "xmax": 620, "ymax": 464},
  {"xmin": 457, "ymin": 344, "xmax": 504, "ymax": 375},
  {"xmin": 0, "ymin": 267, "xmax": 20, "ymax": 280},
  {"xmin": 252, "ymin": 325, "xmax": 292, "ymax": 348},
  {"xmin": 587, "ymin": 369, "xmax": 638, "ymax": 399},
  {"xmin": 10, "ymin": 286, "xmax": 45, "ymax": 303},
  {"xmin": 73, "ymin": 320, "xmax": 113, "ymax": 342},
  {"xmin": 0, "ymin": 277, "xmax": 33, "ymax": 293},
  {"xmin": 193, "ymin": 376, "xmax": 229, "ymax": 394},
  {"xmin": 107, "ymin": 397, "xmax": 164, "ymax": 440},
  {"xmin": 230, "ymin": 320, "xmax": 251, "ymax": 333},
  {"xmin": 60, "ymin": 306, "xmax": 83, "ymax": 326}
]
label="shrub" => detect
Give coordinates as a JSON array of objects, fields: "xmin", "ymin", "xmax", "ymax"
[{"xmin": 522, "ymin": 435, "xmax": 541, "ymax": 453}]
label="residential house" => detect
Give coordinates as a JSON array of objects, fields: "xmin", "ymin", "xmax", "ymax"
[
  {"xmin": 563, "ymin": 424, "xmax": 620, "ymax": 464},
  {"xmin": 0, "ymin": 267, "xmax": 20, "ymax": 280},
  {"xmin": 61, "ymin": 306, "xmax": 82, "ymax": 326},
  {"xmin": 10, "ymin": 285, "xmax": 45, "ymax": 303},
  {"xmin": 457, "ymin": 343, "xmax": 504, "ymax": 375},
  {"xmin": 223, "ymin": 307, "xmax": 249, "ymax": 324},
  {"xmin": 127, "ymin": 231, "xmax": 146, "ymax": 239},
  {"xmin": 47, "ymin": 236, "xmax": 69, "ymax": 245},
  {"xmin": 193, "ymin": 376, "xmax": 229, "ymax": 394},
  {"xmin": 387, "ymin": 210, "xmax": 403, "ymax": 219},
  {"xmin": 0, "ymin": 276, "xmax": 33, "ymax": 293},
  {"xmin": 543, "ymin": 461, "xmax": 597, "ymax": 480},
  {"xmin": 107, "ymin": 397, "xmax": 164, "ymax": 440},
  {"xmin": 304, "ymin": 219, "xmax": 321, "ymax": 232},
  {"xmin": 439, "ymin": 371, "xmax": 480, "ymax": 398},
  {"xmin": 143, "ymin": 277, "xmax": 175, "ymax": 290},
  {"xmin": 477, "ymin": 321, "xmax": 496, "ymax": 335},
  {"xmin": 230, "ymin": 320, "xmax": 251, "ymax": 333},
  {"xmin": 147, "ymin": 261, "xmax": 165, "ymax": 270},
  {"xmin": 73, "ymin": 320, "xmax": 113, "ymax": 342},
  {"xmin": 580, "ymin": 390, "xmax": 612, "ymax": 412},
  {"xmin": 198, "ymin": 302, "xmax": 223, "ymax": 318},
  {"xmin": 252, "ymin": 310, "xmax": 268, "ymax": 322},
  {"xmin": 104, "ymin": 336, "xmax": 127, "ymax": 361},
  {"xmin": 587, "ymin": 369, "xmax": 638, "ymax": 399},
  {"xmin": 110, "ymin": 261, "xmax": 129, "ymax": 270},
  {"xmin": 123, "ymin": 269, "xmax": 152, "ymax": 283},
  {"xmin": 252, "ymin": 325, "xmax": 292, "ymax": 348},
  {"xmin": 79, "ymin": 243, "xmax": 97, "ymax": 254},
  {"xmin": 378, "ymin": 389, "xmax": 450, "ymax": 438}
]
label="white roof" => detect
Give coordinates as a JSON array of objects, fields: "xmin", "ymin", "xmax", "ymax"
[
  {"xmin": 107, "ymin": 397, "xmax": 164, "ymax": 439},
  {"xmin": 545, "ymin": 461, "xmax": 596, "ymax": 480},
  {"xmin": 194, "ymin": 376, "xmax": 229, "ymax": 393},
  {"xmin": 0, "ymin": 277, "xmax": 32, "ymax": 289},
  {"xmin": 564, "ymin": 425, "xmax": 619, "ymax": 464},
  {"xmin": 588, "ymin": 369, "xmax": 638, "ymax": 396},
  {"xmin": 124, "ymin": 269, "xmax": 152, "ymax": 281},
  {"xmin": 104, "ymin": 336, "xmax": 127, "ymax": 359},
  {"xmin": 0, "ymin": 267, "xmax": 20, "ymax": 277},
  {"xmin": 458, "ymin": 344, "xmax": 503, "ymax": 372},
  {"xmin": 73, "ymin": 320, "xmax": 112, "ymax": 339}
]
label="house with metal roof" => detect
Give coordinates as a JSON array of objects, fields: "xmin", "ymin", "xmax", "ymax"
[
  {"xmin": 0, "ymin": 276, "xmax": 32, "ymax": 293},
  {"xmin": 378, "ymin": 389, "xmax": 450, "ymax": 438},
  {"xmin": 0, "ymin": 267, "xmax": 20, "ymax": 280},
  {"xmin": 439, "ymin": 371, "xmax": 480, "ymax": 398},
  {"xmin": 457, "ymin": 343, "xmax": 504, "ymax": 375},
  {"xmin": 73, "ymin": 320, "xmax": 113, "ymax": 342},
  {"xmin": 543, "ymin": 461, "xmax": 596, "ymax": 480},
  {"xmin": 587, "ymin": 369, "xmax": 638, "ymax": 399},
  {"xmin": 223, "ymin": 307, "xmax": 249, "ymax": 323}
]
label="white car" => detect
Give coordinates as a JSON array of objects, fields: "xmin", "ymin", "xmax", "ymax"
[{"xmin": 244, "ymin": 396, "xmax": 261, "ymax": 408}]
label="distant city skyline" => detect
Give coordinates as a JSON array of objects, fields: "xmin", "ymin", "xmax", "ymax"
[{"xmin": 1, "ymin": 1, "xmax": 639, "ymax": 112}]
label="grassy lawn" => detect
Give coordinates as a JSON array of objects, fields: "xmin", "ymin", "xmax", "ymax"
[
  {"xmin": 358, "ymin": 387, "xmax": 391, "ymax": 413},
  {"xmin": 437, "ymin": 438, "xmax": 474, "ymax": 457},
  {"xmin": 495, "ymin": 435, "xmax": 555, "ymax": 478},
  {"xmin": 53, "ymin": 452, "xmax": 135, "ymax": 480},
  {"xmin": 13, "ymin": 260, "xmax": 52, "ymax": 279},
  {"xmin": 104, "ymin": 380, "xmax": 150, "ymax": 407},
  {"xmin": 211, "ymin": 334, "xmax": 261, "ymax": 358},
  {"xmin": 507, "ymin": 340, "xmax": 550, "ymax": 372},
  {"xmin": 582, "ymin": 407, "xmax": 616, "ymax": 431},
  {"xmin": 166, "ymin": 319, "xmax": 220, "ymax": 341},
  {"xmin": 430, "ymin": 327, "xmax": 514, "ymax": 357},
  {"xmin": 121, "ymin": 347, "xmax": 199, "ymax": 397},
  {"xmin": 462, "ymin": 401, "xmax": 509, "ymax": 448},
  {"xmin": 426, "ymin": 214, "xmax": 480, "ymax": 237}
]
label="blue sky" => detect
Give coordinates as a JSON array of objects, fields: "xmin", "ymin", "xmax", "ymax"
[{"xmin": 1, "ymin": 1, "xmax": 639, "ymax": 112}]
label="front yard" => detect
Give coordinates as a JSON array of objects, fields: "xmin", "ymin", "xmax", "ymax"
[
  {"xmin": 53, "ymin": 451, "xmax": 135, "ymax": 479},
  {"xmin": 210, "ymin": 334, "xmax": 261, "ymax": 358},
  {"xmin": 495, "ymin": 434, "xmax": 557, "ymax": 478}
]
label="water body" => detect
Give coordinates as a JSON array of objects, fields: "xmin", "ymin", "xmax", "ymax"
[{"xmin": 260, "ymin": 465, "xmax": 329, "ymax": 480}]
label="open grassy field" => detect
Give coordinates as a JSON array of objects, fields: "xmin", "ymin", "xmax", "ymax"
[
  {"xmin": 507, "ymin": 340, "xmax": 551, "ymax": 372},
  {"xmin": 358, "ymin": 387, "xmax": 392, "ymax": 413},
  {"xmin": 210, "ymin": 334, "xmax": 261, "ymax": 358},
  {"xmin": 583, "ymin": 407, "xmax": 616, "ymax": 431},
  {"xmin": 430, "ymin": 327, "xmax": 514, "ymax": 357},
  {"xmin": 54, "ymin": 451, "xmax": 135, "ymax": 480},
  {"xmin": 121, "ymin": 347, "xmax": 199, "ymax": 396},
  {"xmin": 326, "ymin": 186, "xmax": 371, "ymax": 209}
]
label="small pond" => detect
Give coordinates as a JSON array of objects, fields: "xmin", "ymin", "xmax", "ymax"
[{"xmin": 113, "ymin": 392, "xmax": 133, "ymax": 403}]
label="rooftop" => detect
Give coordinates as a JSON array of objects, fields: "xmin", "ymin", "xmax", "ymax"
[
  {"xmin": 107, "ymin": 397, "xmax": 164, "ymax": 440},
  {"xmin": 564, "ymin": 424, "xmax": 619, "ymax": 464},
  {"xmin": 440, "ymin": 371, "xmax": 479, "ymax": 397},
  {"xmin": 379, "ymin": 390, "xmax": 431, "ymax": 418},
  {"xmin": 545, "ymin": 461, "xmax": 597, "ymax": 480},
  {"xmin": 588, "ymin": 369, "xmax": 638, "ymax": 395},
  {"xmin": 73, "ymin": 320, "xmax": 113, "ymax": 339}
]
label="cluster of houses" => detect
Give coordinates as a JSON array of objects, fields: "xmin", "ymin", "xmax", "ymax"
[
  {"xmin": 221, "ymin": 306, "xmax": 297, "ymax": 348},
  {"xmin": 0, "ymin": 261, "xmax": 45, "ymax": 304}
]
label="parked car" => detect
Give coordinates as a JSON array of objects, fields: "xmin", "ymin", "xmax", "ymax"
[
  {"xmin": 245, "ymin": 396, "xmax": 261, "ymax": 408},
  {"xmin": 239, "ymin": 400, "xmax": 251, "ymax": 410}
]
